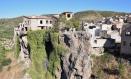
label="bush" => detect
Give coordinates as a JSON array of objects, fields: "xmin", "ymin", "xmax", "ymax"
[
  {"xmin": 0, "ymin": 47, "xmax": 6, "ymax": 62},
  {"xmin": 100, "ymin": 53, "xmax": 112, "ymax": 63},
  {"xmin": 0, "ymin": 46, "xmax": 12, "ymax": 71},
  {"xmin": 1, "ymin": 58, "xmax": 11, "ymax": 66},
  {"xmin": 119, "ymin": 63, "xmax": 126, "ymax": 78}
]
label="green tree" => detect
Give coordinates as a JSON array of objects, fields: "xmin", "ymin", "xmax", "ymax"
[{"xmin": 53, "ymin": 16, "xmax": 80, "ymax": 31}]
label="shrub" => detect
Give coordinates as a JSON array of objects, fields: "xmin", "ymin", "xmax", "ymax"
[
  {"xmin": 119, "ymin": 63, "xmax": 126, "ymax": 78},
  {"xmin": 1, "ymin": 58, "xmax": 11, "ymax": 66},
  {"xmin": 0, "ymin": 46, "xmax": 12, "ymax": 71},
  {"xmin": 0, "ymin": 47, "xmax": 6, "ymax": 62},
  {"xmin": 100, "ymin": 53, "xmax": 111, "ymax": 63}
]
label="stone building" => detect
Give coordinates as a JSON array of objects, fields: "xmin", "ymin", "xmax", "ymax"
[
  {"xmin": 60, "ymin": 12, "xmax": 73, "ymax": 20},
  {"xmin": 121, "ymin": 23, "xmax": 131, "ymax": 55},
  {"xmin": 21, "ymin": 16, "xmax": 57, "ymax": 31}
]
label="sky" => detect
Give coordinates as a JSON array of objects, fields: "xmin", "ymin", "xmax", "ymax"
[{"xmin": 0, "ymin": 0, "xmax": 131, "ymax": 18}]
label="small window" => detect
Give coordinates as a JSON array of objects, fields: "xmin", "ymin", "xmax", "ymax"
[
  {"xmin": 40, "ymin": 20, "xmax": 43, "ymax": 24},
  {"xmin": 25, "ymin": 27, "xmax": 28, "ymax": 31},
  {"xmin": 67, "ymin": 14, "xmax": 71, "ymax": 18},
  {"xmin": 25, "ymin": 21, "xmax": 27, "ymax": 24},
  {"xmin": 28, "ymin": 20, "xmax": 30, "ymax": 25},
  {"xmin": 111, "ymin": 25, "xmax": 117, "ymax": 30},
  {"xmin": 46, "ymin": 20, "xmax": 48, "ymax": 24},
  {"xmin": 22, "ymin": 28, "xmax": 24, "ymax": 31},
  {"xmin": 84, "ymin": 24, "xmax": 87, "ymax": 26},
  {"xmin": 41, "ymin": 27, "xmax": 44, "ymax": 29},
  {"xmin": 130, "ymin": 43, "xmax": 131, "ymax": 47},
  {"xmin": 89, "ymin": 26, "xmax": 96, "ymax": 29},
  {"xmin": 94, "ymin": 40, "xmax": 97, "ymax": 44},
  {"xmin": 123, "ymin": 41, "xmax": 126, "ymax": 46},
  {"xmin": 50, "ymin": 21, "xmax": 52, "ymax": 24},
  {"xmin": 125, "ymin": 32, "xmax": 131, "ymax": 36}
]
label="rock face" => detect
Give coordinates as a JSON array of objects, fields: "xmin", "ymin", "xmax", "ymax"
[
  {"xmin": 59, "ymin": 31, "xmax": 92, "ymax": 79},
  {"xmin": 16, "ymin": 30, "xmax": 92, "ymax": 79}
]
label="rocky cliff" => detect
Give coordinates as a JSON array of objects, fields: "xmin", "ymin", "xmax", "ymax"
[
  {"xmin": 16, "ymin": 30, "xmax": 92, "ymax": 79},
  {"xmin": 58, "ymin": 31, "xmax": 92, "ymax": 79}
]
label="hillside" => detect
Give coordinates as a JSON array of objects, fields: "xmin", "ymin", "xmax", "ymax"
[
  {"xmin": 74, "ymin": 10, "xmax": 130, "ymax": 21},
  {"xmin": 0, "ymin": 10, "xmax": 130, "ymax": 27},
  {"xmin": 0, "ymin": 17, "xmax": 22, "ymax": 27},
  {"xmin": 0, "ymin": 10, "xmax": 131, "ymax": 79}
]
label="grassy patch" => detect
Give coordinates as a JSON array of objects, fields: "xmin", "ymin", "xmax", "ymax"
[
  {"xmin": 0, "ymin": 46, "xmax": 12, "ymax": 71},
  {"xmin": 0, "ymin": 25, "xmax": 14, "ymax": 39}
]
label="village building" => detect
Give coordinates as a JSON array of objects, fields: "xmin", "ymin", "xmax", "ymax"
[
  {"xmin": 121, "ymin": 16, "xmax": 131, "ymax": 55},
  {"xmin": 21, "ymin": 16, "xmax": 57, "ymax": 31},
  {"xmin": 83, "ymin": 22, "xmax": 115, "ymax": 48},
  {"xmin": 16, "ymin": 12, "xmax": 74, "ymax": 32},
  {"xmin": 60, "ymin": 12, "xmax": 73, "ymax": 20},
  {"xmin": 82, "ymin": 17, "xmax": 123, "ymax": 55}
]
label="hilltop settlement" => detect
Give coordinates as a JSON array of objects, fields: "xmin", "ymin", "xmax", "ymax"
[
  {"xmin": 15, "ymin": 12, "xmax": 131, "ymax": 57},
  {"xmin": 13, "ymin": 11, "xmax": 131, "ymax": 79}
]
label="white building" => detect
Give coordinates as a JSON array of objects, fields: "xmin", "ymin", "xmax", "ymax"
[
  {"xmin": 83, "ymin": 22, "xmax": 116, "ymax": 48},
  {"xmin": 83, "ymin": 23, "xmax": 107, "ymax": 48},
  {"xmin": 21, "ymin": 16, "xmax": 57, "ymax": 31},
  {"xmin": 108, "ymin": 31, "xmax": 121, "ymax": 43},
  {"xmin": 101, "ymin": 24, "xmax": 112, "ymax": 31}
]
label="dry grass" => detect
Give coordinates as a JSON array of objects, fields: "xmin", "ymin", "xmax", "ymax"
[
  {"xmin": 0, "ymin": 52, "xmax": 25, "ymax": 79},
  {"xmin": 92, "ymin": 53, "xmax": 131, "ymax": 79}
]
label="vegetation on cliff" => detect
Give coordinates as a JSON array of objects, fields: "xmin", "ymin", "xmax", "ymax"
[
  {"xmin": 27, "ymin": 30, "xmax": 66, "ymax": 79},
  {"xmin": 15, "ymin": 36, "xmax": 21, "ymax": 58}
]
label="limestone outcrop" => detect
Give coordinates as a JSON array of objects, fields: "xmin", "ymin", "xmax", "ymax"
[
  {"xmin": 16, "ymin": 30, "xmax": 92, "ymax": 79},
  {"xmin": 59, "ymin": 31, "xmax": 92, "ymax": 79}
]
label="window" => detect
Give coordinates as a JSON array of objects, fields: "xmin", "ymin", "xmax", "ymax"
[
  {"xmin": 123, "ymin": 41, "xmax": 126, "ymax": 46},
  {"xmin": 94, "ymin": 40, "xmax": 97, "ymax": 44},
  {"xmin": 25, "ymin": 21, "xmax": 26, "ymax": 24},
  {"xmin": 84, "ymin": 24, "xmax": 87, "ymax": 26},
  {"xmin": 130, "ymin": 43, "xmax": 131, "ymax": 47},
  {"xmin": 25, "ymin": 27, "xmax": 28, "ymax": 31},
  {"xmin": 40, "ymin": 20, "xmax": 43, "ymax": 24},
  {"xmin": 50, "ymin": 21, "xmax": 52, "ymax": 24},
  {"xmin": 41, "ymin": 27, "xmax": 44, "ymax": 29},
  {"xmin": 22, "ymin": 28, "xmax": 24, "ymax": 31},
  {"xmin": 28, "ymin": 20, "xmax": 30, "ymax": 25},
  {"xmin": 89, "ymin": 26, "xmax": 96, "ymax": 29},
  {"xmin": 111, "ymin": 25, "xmax": 117, "ymax": 30},
  {"xmin": 125, "ymin": 32, "xmax": 131, "ymax": 36},
  {"xmin": 46, "ymin": 20, "xmax": 48, "ymax": 24},
  {"xmin": 67, "ymin": 14, "xmax": 71, "ymax": 18}
]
